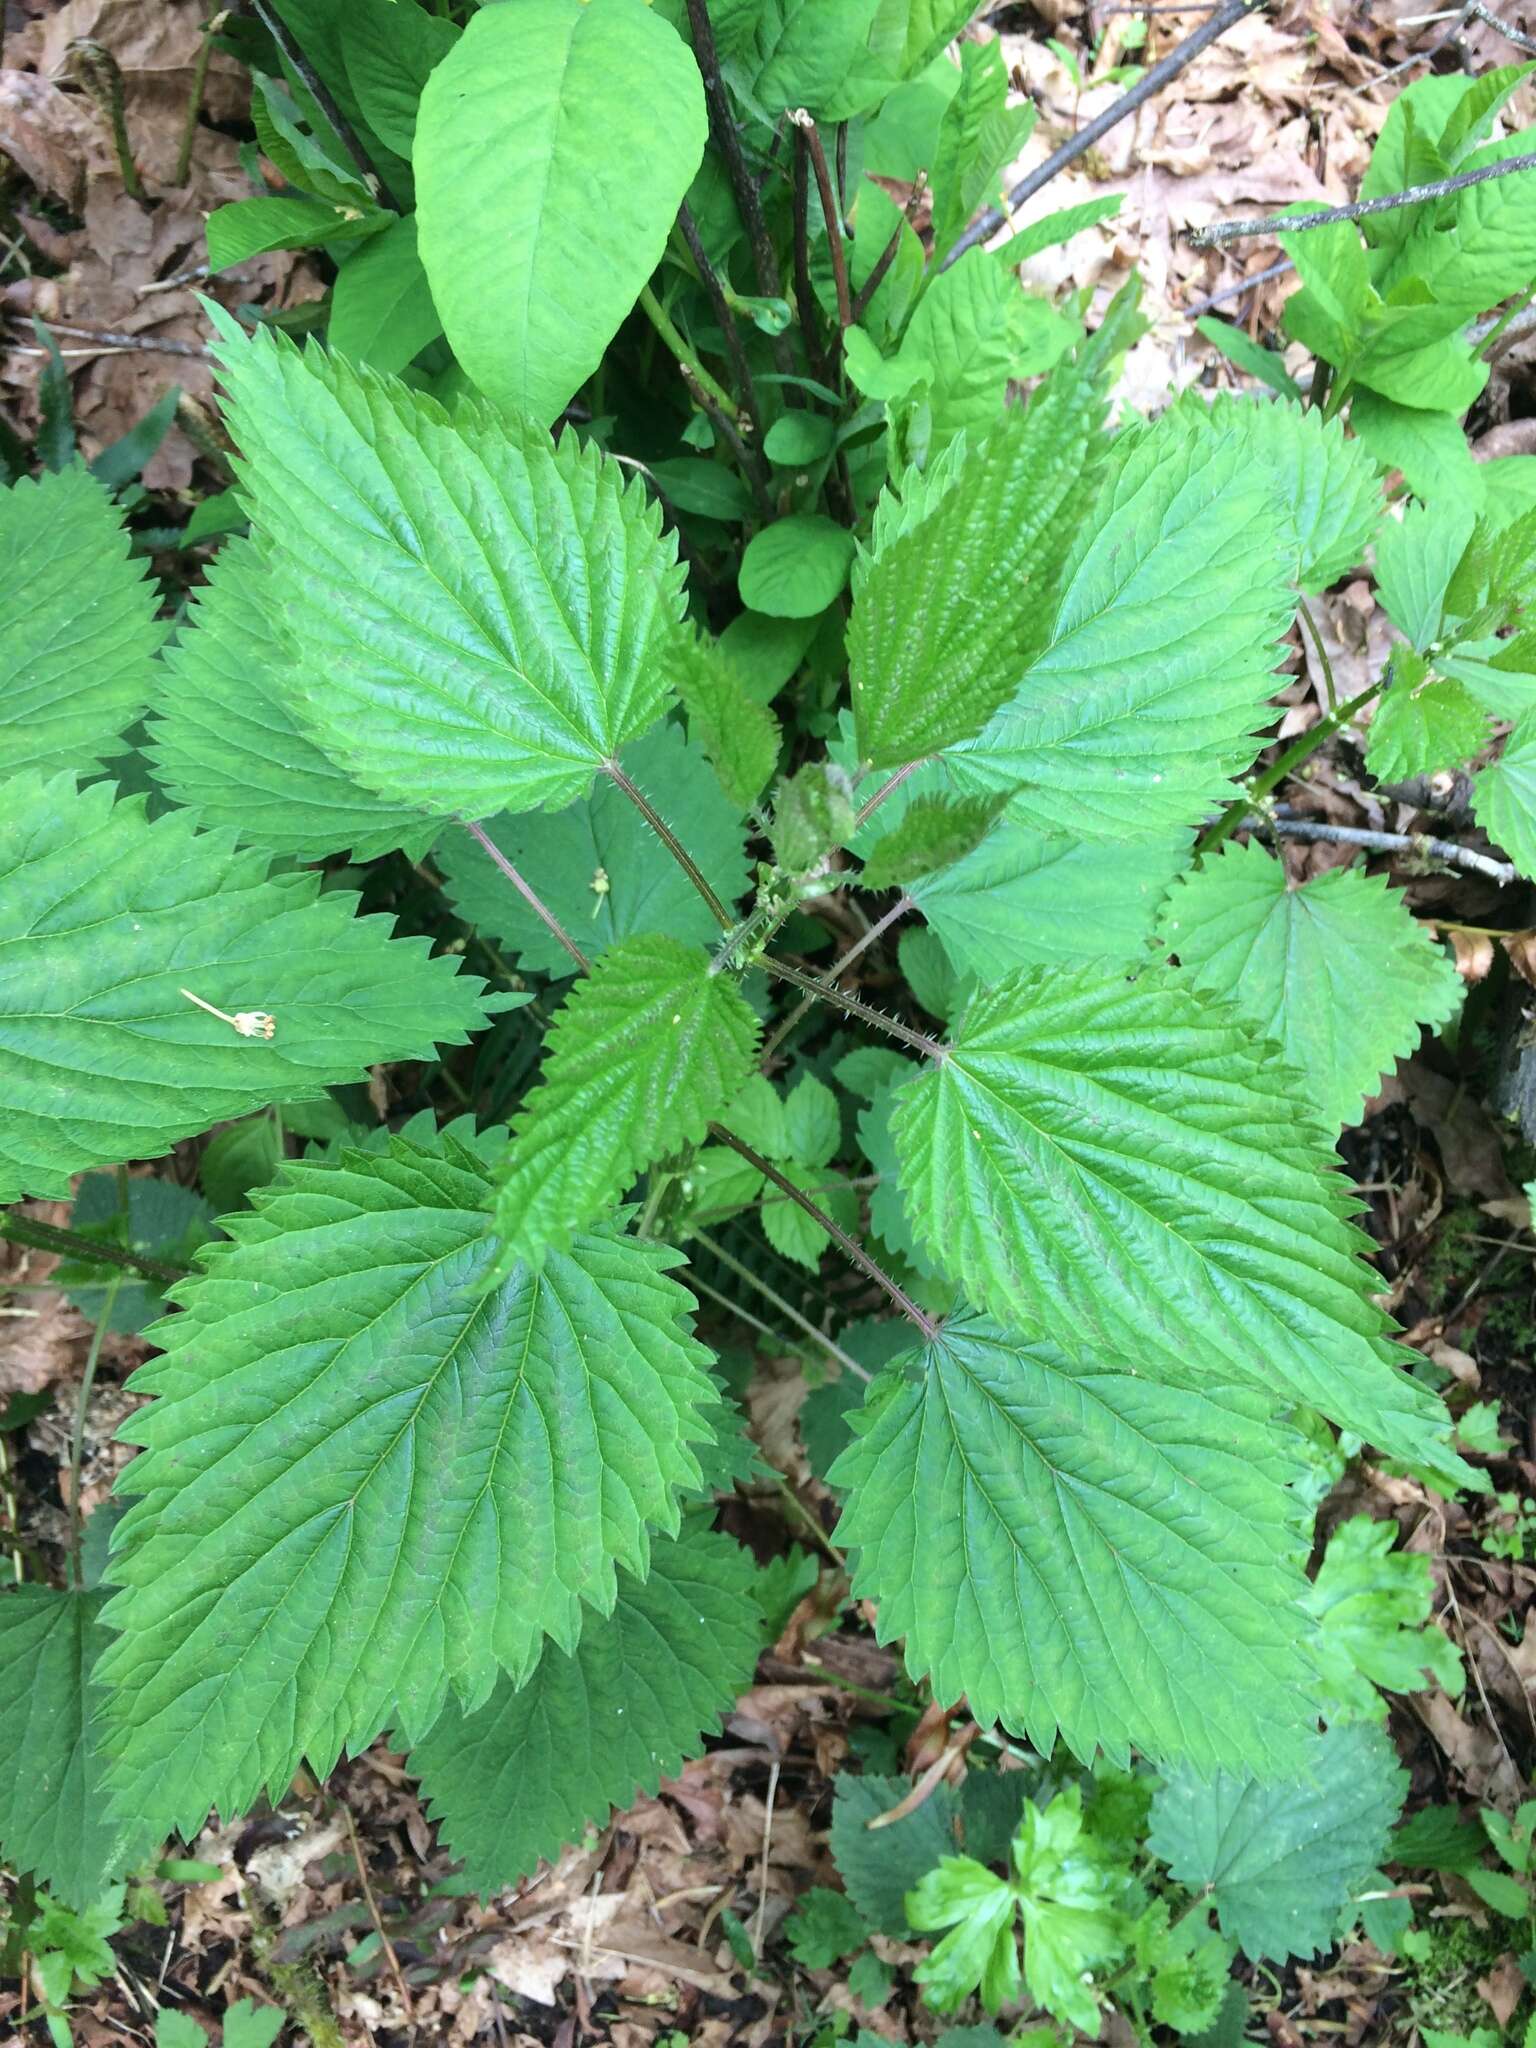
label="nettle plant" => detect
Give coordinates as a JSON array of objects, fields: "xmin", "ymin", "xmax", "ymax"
[{"xmin": 1, "ymin": 0, "xmax": 1530, "ymax": 1961}]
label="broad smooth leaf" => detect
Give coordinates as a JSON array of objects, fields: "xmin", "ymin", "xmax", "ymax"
[
  {"xmin": 849, "ymin": 342, "xmax": 1113, "ymax": 768},
  {"xmin": 148, "ymin": 536, "xmax": 436, "ymax": 864},
  {"xmin": 946, "ymin": 407, "xmax": 1296, "ymax": 839},
  {"xmin": 414, "ymin": 0, "xmax": 706, "ymax": 425},
  {"xmin": 830, "ymin": 1313, "xmax": 1317, "ymax": 1770},
  {"xmin": 1148, "ymin": 1723, "xmax": 1407, "ymax": 1962},
  {"xmin": 435, "ymin": 722, "xmax": 750, "ymax": 974},
  {"xmin": 0, "ymin": 1587, "xmax": 150, "ymax": 1907},
  {"xmin": 1160, "ymin": 841, "xmax": 1463, "ymax": 1129},
  {"xmin": 210, "ymin": 316, "xmax": 686, "ymax": 818},
  {"xmin": 328, "ymin": 215, "xmax": 445, "ymax": 375},
  {"xmin": 205, "ymin": 195, "xmax": 384, "ymax": 269},
  {"xmin": 1472, "ymin": 709, "xmax": 1536, "ymax": 877},
  {"xmin": 99, "ymin": 1129, "xmax": 717, "ymax": 1843},
  {"xmin": 0, "ymin": 464, "xmax": 162, "ymax": 779},
  {"xmin": 0, "ymin": 776, "xmax": 491, "ymax": 1203},
  {"xmin": 339, "ymin": 0, "xmax": 459, "ymax": 157},
  {"xmin": 739, "ymin": 515, "xmax": 856, "ymax": 618},
  {"xmin": 410, "ymin": 1526, "xmax": 760, "ymax": 1889},
  {"xmin": 491, "ymin": 937, "xmax": 760, "ymax": 1269},
  {"xmin": 893, "ymin": 963, "xmax": 1465, "ymax": 1475}
]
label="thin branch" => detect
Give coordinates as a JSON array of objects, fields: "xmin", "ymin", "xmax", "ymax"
[
  {"xmin": 676, "ymin": 201, "xmax": 766, "ymax": 444},
  {"xmin": 1467, "ymin": 0, "xmax": 1536, "ymax": 50},
  {"xmin": 708, "ymin": 1127, "xmax": 939, "ymax": 1337},
  {"xmin": 8, "ymin": 317, "xmax": 207, "ymax": 359},
  {"xmin": 249, "ymin": 0, "xmax": 401, "ymax": 214},
  {"xmin": 792, "ymin": 132, "xmax": 836, "ymax": 388},
  {"xmin": 339, "ymin": 1798, "xmax": 413, "ymax": 2020},
  {"xmin": 1197, "ymin": 678, "xmax": 1387, "ymax": 857},
  {"xmin": 759, "ymin": 956, "xmax": 943, "ymax": 1059},
  {"xmin": 605, "ymin": 760, "xmax": 733, "ymax": 927},
  {"xmin": 759, "ymin": 895, "xmax": 916, "ymax": 1065},
  {"xmin": 791, "ymin": 112, "xmax": 851, "ymax": 330},
  {"xmin": 850, "ymin": 175, "xmax": 926, "ymax": 326},
  {"xmin": 1184, "ymin": 255, "xmax": 1293, "ymax": 318},
  {"xmin": 941, "ymin": 0, "xmax": 1261, "ymax": 269},
  {"xmin": 1190, "ymin": 152, "xmax": 1536, "ymax": 247},
  {"xmin": 459, "ymin": 821, "xmax": 590, "ymax": 972},
  {"xmin": 690, "ymin": 1230, "xmax": 871, "ymax": 1379},
  {"xmin": 1, "ymin": 1213, "xmax": 188, "ymax": 1286},
  {"xmin": 1262, "ymin": 817, "xmax": 1517, "ymax": 884}
]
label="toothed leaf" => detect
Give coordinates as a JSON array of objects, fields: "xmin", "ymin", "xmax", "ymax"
[
  {"xmin": 1160, "ymin": 840, "xmax": 1463, "ymax": 1128},
  {"xmin": 1473, "ymin": 707, "xmax": 1536, "ymax": 878},
  {"xmin": 209, "ymin": 317, "xmax": 686, "ymax": 818},
  {"xmin": 830, "ymin": 1314, "xmax": 1316, "ymax": 1770},
  {"xmin": 859, "ymin": 794, "xmax": 1010, "ymax": 892},
  {"xmin": 0, "ymin": 465, "xmax": 163, "ymax": 780},
  {"xmin": 1148, "ymin": 1722, "xmax": 1407, "ymax": 1962},
  {"xmin": 0, "ymin": 775, "xmax": 490, "ymax": 1202},
  {"xmin": 98, "ymin": 1130, "xmax": 716, "ymax": 1843},
  {"xmin": 669, "ymin": 623, "xmax": 782, "ymax": 809},
  {"xmin": 410, "ymin": 1526, "xmax": 760, "ymax": 1890},
  {"xmin": 0, "ymin": 1588, "xmax": 151, "ymax": 1908},
  {"xmin": 1365, "ymin": 650, "xmax": 1491, "ymax": 781},
  {"xmin": 893, "ymin": 963, "xmax": 1464, "ymax": 1473},
  {"xmin": 148, "ymin": 536, "xmax": 435, "ymax": 862},
  {"xmin": 491, "ymin": 937, "xmax": 759, "ymax": 1269},
  {"xmin": 947, "ymin": 408, "xmax": 1295, "ymax": 839}
]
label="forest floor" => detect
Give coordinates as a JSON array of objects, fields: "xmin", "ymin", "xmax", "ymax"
[{"xmin": 2, "ymin": 1, "xmax": 1535, "ymax": 2044}]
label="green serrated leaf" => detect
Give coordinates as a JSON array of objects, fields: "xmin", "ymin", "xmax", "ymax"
[
  {"xmin": 0, "ymin": 464, "xmax": 163, "ymax": 780},
  {"xmin": 668, "ymin": 624, "xmax": 782, "ymax": 809},
  {"xmin": 435, "ymin": 722, "xmax": 750, "ymax": 975},
  {"xmin": 1303, "ymin": 1515, "xmax": 1464, "ymax": 1721},
  {"xmin": 785, "ymin": 1885, "xmax": 870, "ymax": 1967},
  {"xmin": 772, "ymin": 760, "xmax": 857, "ymax": 872},
  {"xmin": 1366, "ymin": 653, "xmax": 1491, "ymax": 781},
  {"xmin": 98, "ymin": 1129, "xmax": 717, "ymax": 1843},
  {"xmin": 0, "ymin": 775, "xmax": 490, "ymax": 1203},
  {"xmin": 947, "ymin": 405, "xmax": 1295, "ymax": 839},
  {"xmin": 209, "ymin": 316, "xmax": 687, "ymax": 818},
  {"xmin": 859, "ymin": 794, "xmax": 1009, "ymax": 892},
  {"xmin": 410, "ymin": 1526, "xmax": 760, "ymax": 1891},
  {"xmin": 491, "ymin": 936, "xmax": 759, "ymax": 1268},
  {"xmin": 0, "ymin": 1587, "xmax": 152, "ymax": 1907},
  {"xmin": 892, "ymin": 963, "xmax": 1464, "ymax": 1475},
  {"xmin": 328, "ymin": 214, "xmax": 445, "ymax": 375},
  {"xmin": 148, "ymin": 537, "xmax": 436, "ymax": 862},
  {"xmin": 930, "ymin": 40, "xmax": 1037, "ymax": 259},
  {"xmin": 1473, "ymin": 708, "xmax": 1536, "ymax": 878},
  {"xmin": 830, "ymin": 1313, "xmax": 1317, "ymax": 1770},
  {"xmin": 830, "ymin": 1772, "xmax": 962, "ymax": 1933},
  {"xmin": 1148, "ymin": 1723, "xmax": 1407, "ymax": 1962},
  {"xmin": 414, "ymin": 0, "xmax": 705, "ymax": 425},
  {"xmin": 849, "ymin": 344, "xmax": 1112, "ymax": 769},
  {"xmin": 1160, "ymin": 840, "xmax": 1464, "ymax": 1129}
]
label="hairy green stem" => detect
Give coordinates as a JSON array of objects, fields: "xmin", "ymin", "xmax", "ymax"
[
  {"xmin": 759, "ymin": 894, "xmax": 916, "ymax": 1065},
  {"xmin": 605, "ymin": 761, "xmax": 733, "ymax": 927},
  {"xmin": 0, "ymin": 1213, "xmax": 187, "ymax": 1285},
  {"xmin": 68, "ymin": 1272, "xmax": 121, "ymax": 1588},
  {"xmin": 760, "ymin": 956, "xmax": 942, "ymax": 1058},
  {"xmin": 854, "ymin": 758, "xmax": 928, "ymax": 829},
  {"xmin": 708, "ymin": 1125, "xmax": 939, "ymax": 1337},
  {"xmin": 691, "ymin": 1229, "xmax": 871, "ymax": 1379},
  {"xmin": 1195, "ymin": 676, "xmax": 1387, "ymax": 857},
  {"xmin": 173, "ymin": 8, "xmax": 225, "ymax": 185}
]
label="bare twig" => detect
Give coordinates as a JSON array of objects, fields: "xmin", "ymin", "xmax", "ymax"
[
  {"xmin": 249, "ymin": 0, "xmax": 401, "ymax": 214},
  {"xmin": 67, "ymin": 1271, "xmax": 121, "ymax": 1588},
  {"xmin": 790, "ymin": 111, "xmax": 851, "ymax": 330},
  {"xmin": 941, "ymin": 0, "xmax": 1262, "ymax": 268},
  {"xmin": 850, "ymin": 174, "xmax": 927, "ymax": 325},
  {"xmin": 459, "ymin": 821, "xmax": 590, "ymax": 972},
  {"xmin": 708, "ymin": 1126, "xmax": 941, "ymax": 1337},
  {"xmin": 1190, "ymin": 152, "xmax": 1536, "ymax": 246},
  {"xmin": 751, "ymin": 1759, "xmax": 780, "ymax": 1964},
  {"xmin": 1184, "ymin": 255, "xmax": 1294, "ymax": 318},
  {"xmin": 6, "ymin": 316, "xmax": 208, "ymax": 359},
  {"xmin": 339, "ymin": 1799, "xmax": 413, "ymax": 2020},
  {"xmin": 1263, "ymin": 816, "xmax": 1517, "ymax": 884}
]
